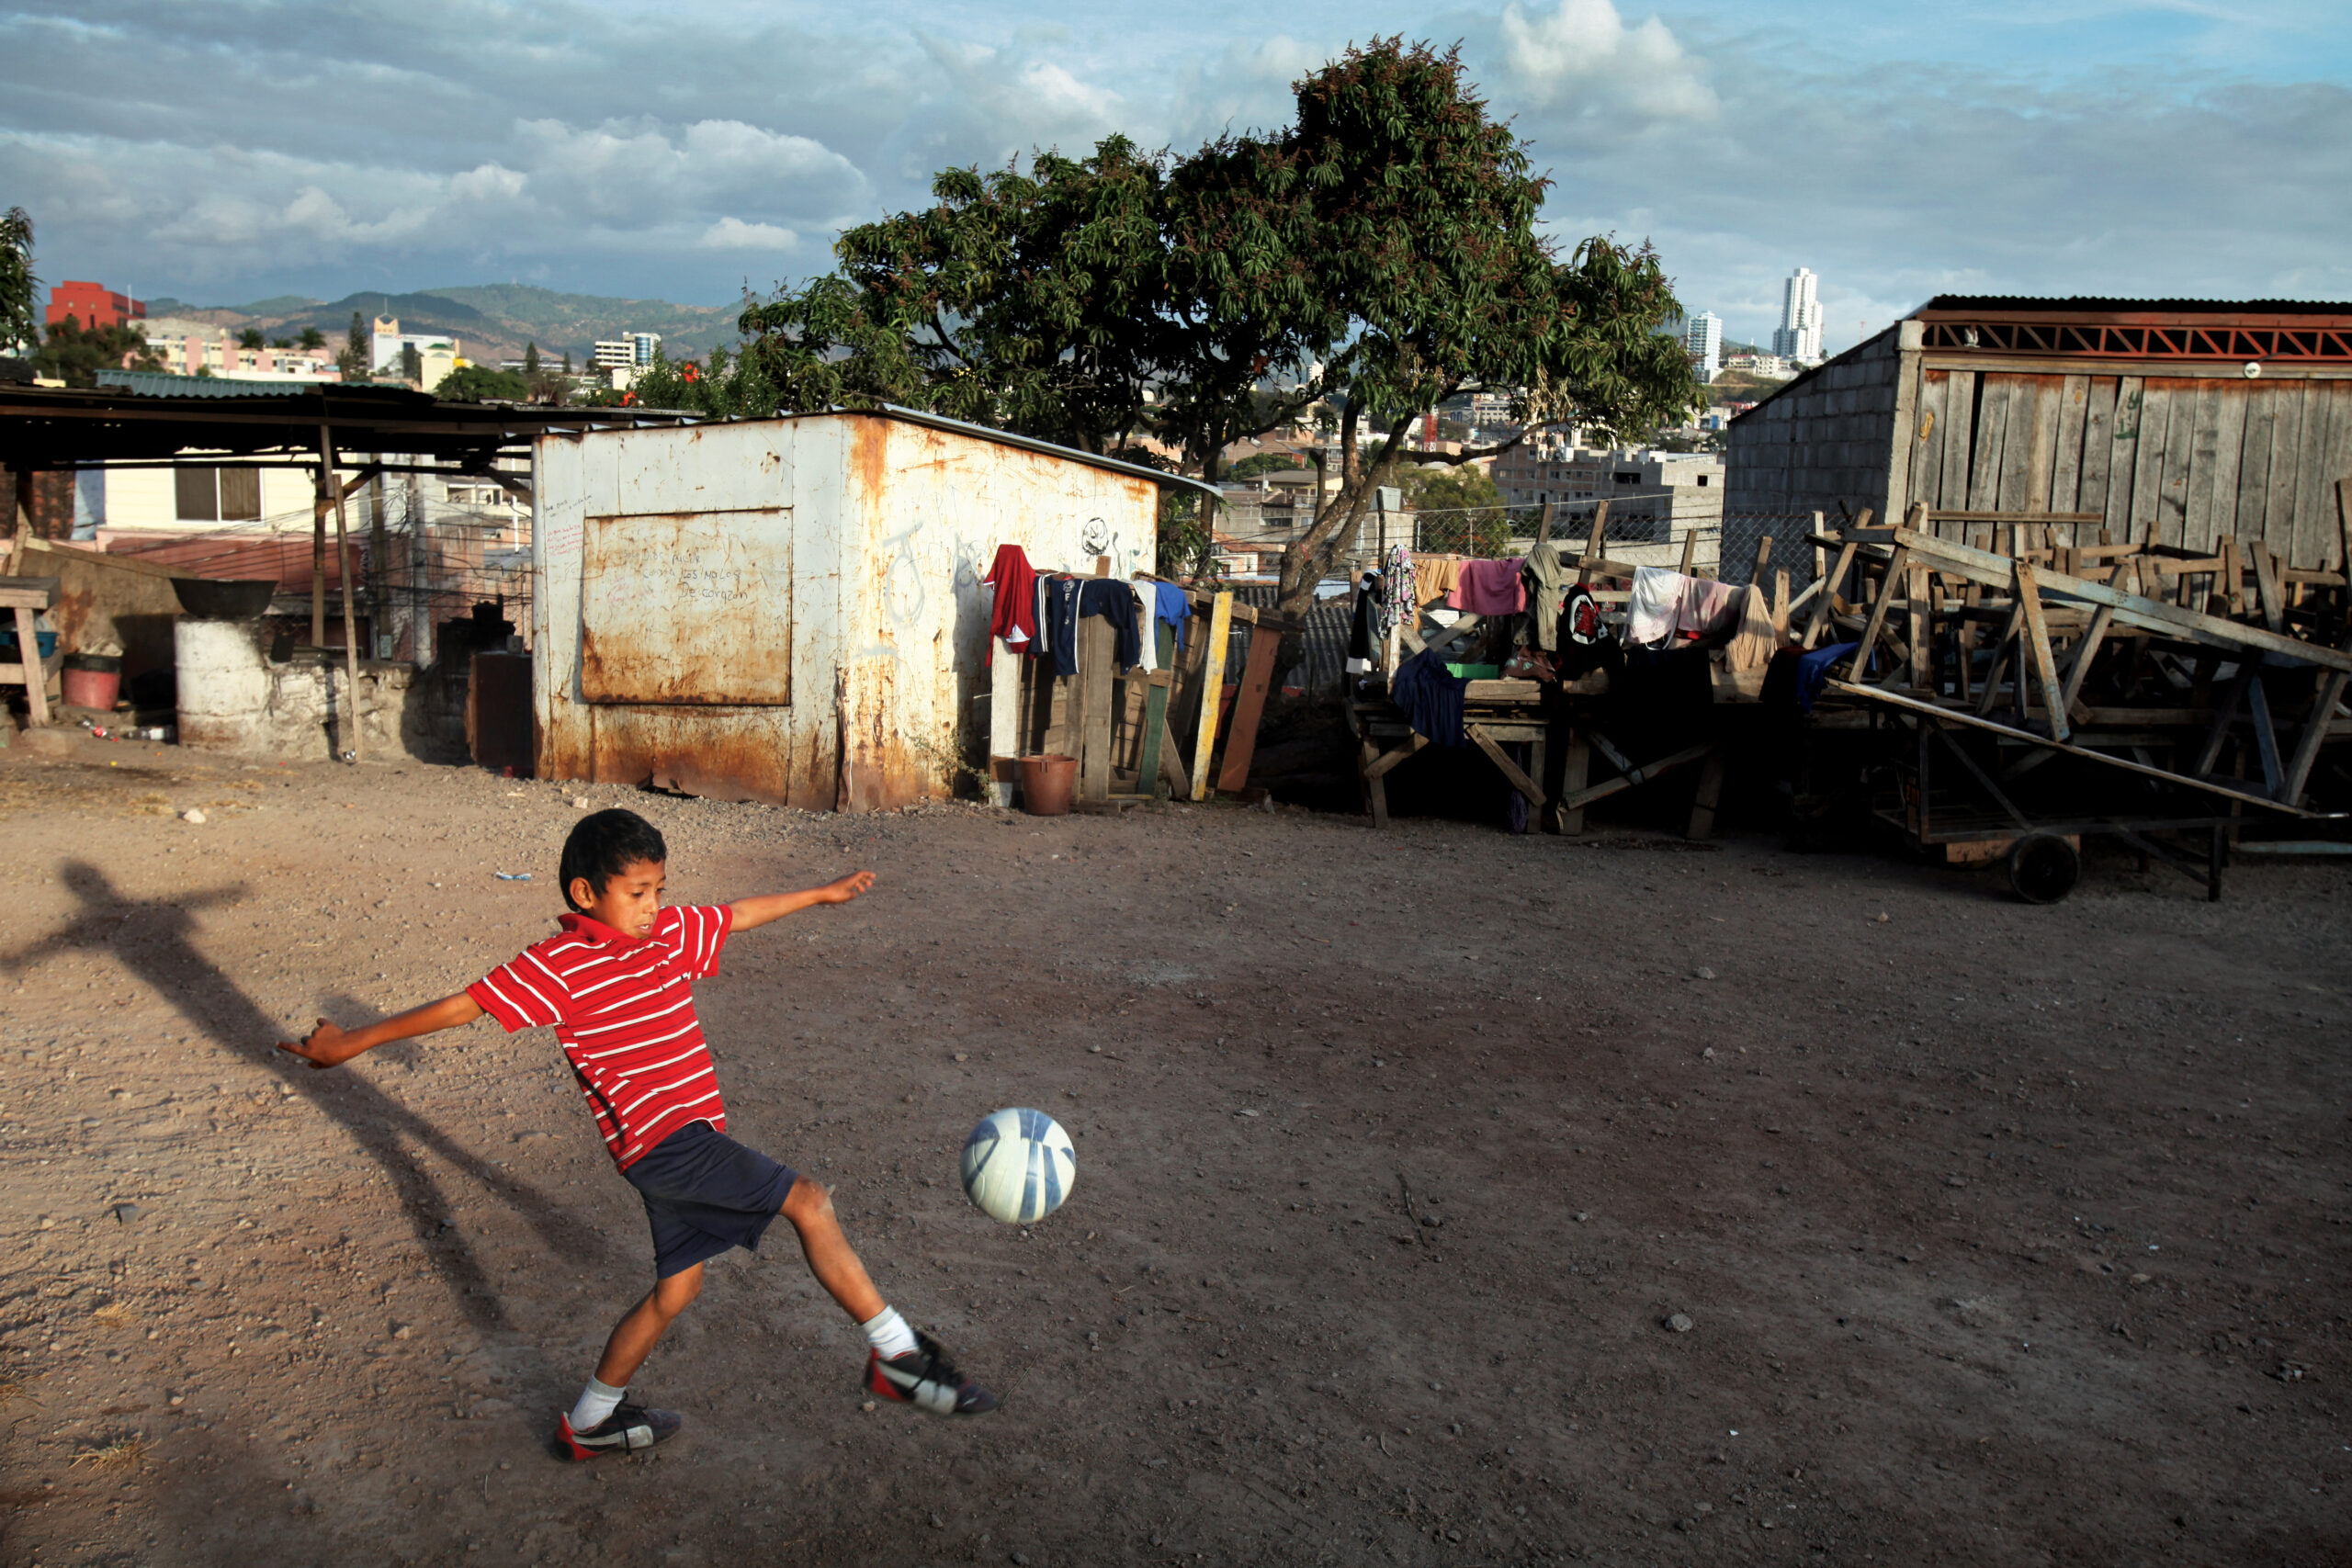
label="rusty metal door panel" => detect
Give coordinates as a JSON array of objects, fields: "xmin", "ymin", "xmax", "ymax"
[
  {"xmin": 579, "ymin": 507, "xmax": 793, "ymax": 705},
  {"xmin": 584, "ymin": 704, "xmax": 825, "ymax": 808}
]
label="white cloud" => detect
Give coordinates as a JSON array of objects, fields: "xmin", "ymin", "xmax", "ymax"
[
  {"xmin": 1495, "ymin": 0, "xmax": 1715, "ymax": 124},
  {"xmin": 699, "ymin": 218, "xmax": 798, "ymax": 251},
  {"xmin": 0, "ymin": 0, "xmax": 2344, "ymax": 339}
]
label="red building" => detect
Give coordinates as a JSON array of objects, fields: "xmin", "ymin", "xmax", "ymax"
[{"xmin": 44, "ymin": 280, "xmax": 147, "ymax": 332}]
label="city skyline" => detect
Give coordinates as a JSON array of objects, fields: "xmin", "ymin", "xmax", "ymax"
[{"xmin": 4, "ymin": 1, "xmax": 2346, "ymax": 356}]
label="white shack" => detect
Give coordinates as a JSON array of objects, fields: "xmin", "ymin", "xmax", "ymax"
[{"xmin": 532, "ymin": 408, "xmax": 1181, "ymax": 811}]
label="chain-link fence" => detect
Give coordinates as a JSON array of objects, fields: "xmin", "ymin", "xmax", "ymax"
[{"xmin": 1714, "ymin": 512, "xmax": 1828, "ymax": 591}]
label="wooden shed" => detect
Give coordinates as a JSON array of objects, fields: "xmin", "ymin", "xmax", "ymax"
[
  {"xmin": 1724, "ymin": 299, "xmax": 2352, "ymax": 567},
  {"xmin": 531, "ymin": 408, "xmax": 1190, "ymax": 811}
]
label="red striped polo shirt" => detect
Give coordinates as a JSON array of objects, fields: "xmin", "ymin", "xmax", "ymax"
[{"xmin": 468, "ymin": 904, "xmax": 735, "ymax": 1169}]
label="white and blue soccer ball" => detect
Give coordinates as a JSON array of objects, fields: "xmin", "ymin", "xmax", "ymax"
[{"xmin": 960, "ymin": 1107, "xmax": 1077, "ymax": 1224}]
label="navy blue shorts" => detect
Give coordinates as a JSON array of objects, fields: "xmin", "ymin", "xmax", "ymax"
[{"xmin": 622, "ymin": 1122, "xmax": 799, "ymax": 1279}]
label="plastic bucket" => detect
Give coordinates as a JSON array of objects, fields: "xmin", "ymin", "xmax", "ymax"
[
  {"xmin": 61, "ymin": 661, "xmax": 121, "ymax": 710},
  {"xmin": 1018, "ymin": 753, "xmax": 1079, "ymax": 816}
]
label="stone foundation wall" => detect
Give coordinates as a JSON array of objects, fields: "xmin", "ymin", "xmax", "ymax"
[{"xmin": 174, "ymin": 619, "xmax": 468, "ymax": 763}]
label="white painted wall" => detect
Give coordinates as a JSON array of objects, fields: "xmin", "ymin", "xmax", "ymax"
[{"xmin": 533, "ymin": 412, "xmax": 1159, "ymax": 810}]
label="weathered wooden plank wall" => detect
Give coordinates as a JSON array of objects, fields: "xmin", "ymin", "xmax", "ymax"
[{"xmin": 1905, "ymin": 371, "xmax": 2352, "ymax": 566}]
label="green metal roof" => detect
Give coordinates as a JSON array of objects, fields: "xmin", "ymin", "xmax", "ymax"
[{"xmin": 93, "ymin": 369, "xmax": 356, "ymax": 399}]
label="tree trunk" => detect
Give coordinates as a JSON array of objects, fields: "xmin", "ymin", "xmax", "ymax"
[{"xmin": 1273, "ymin": 409, "xmax": 1411, "ymax": 620}]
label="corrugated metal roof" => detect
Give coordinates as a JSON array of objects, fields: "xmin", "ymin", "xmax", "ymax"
[
  {"xmin": 95, "ymin": 368, "xmax": 339, "ymax": 399},
  {"xmin": 1917, "ymin": 295, "xmax": 2352, "ymax": 317},
  {"xmin": 860, "ymin": 404, "xmax": 1221, "ymax": 500}
]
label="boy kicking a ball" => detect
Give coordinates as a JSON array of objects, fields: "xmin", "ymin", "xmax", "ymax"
[{"xmin": 278, "ymin": 808, "xmax": 996, "ymax": 1458}]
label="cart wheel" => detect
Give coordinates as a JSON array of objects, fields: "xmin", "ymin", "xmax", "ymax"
[{"xmin": 2007, "ymin": 832, "xmax": 2079, "ymax": 904}]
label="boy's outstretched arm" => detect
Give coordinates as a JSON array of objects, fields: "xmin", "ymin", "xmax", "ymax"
[
  {"xmin": 729, "ymin": 871, "xmax": 875, "ymax": 931},
  {"xmin": 277, "ymin": 993, "xmax": 485, "ymax": 1070}
]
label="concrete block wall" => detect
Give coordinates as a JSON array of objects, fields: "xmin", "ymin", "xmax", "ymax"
[{"xmin": 1723, "ymin": 326, "xmax": 1903, "ymax": 522}]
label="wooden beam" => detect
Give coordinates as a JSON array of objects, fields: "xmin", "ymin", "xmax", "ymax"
[
  {"xmin": 1419, "ymin": 613, "xmax": 1484, "ymax": 661},
  {"xmin": 1360, "ymin": 738, "xmax": 1388, "ymax": 828},
  {"xmin": 1136, "ymin": 625, "xmax": 1174, "ymax": 795},
  {"xmin": 2280, "ymin": 668, "xmax": 2351, "ymax": 806},
  {"xmin": 6, "ymin": 602, "xmax": 48, "ymax": 726},
  {"xmin": 1846, "ymin": 544, "xmax": 1909, "ymax": 683},
  {"xmin": 2252, "ymin": 546, "xmax": 2286, "ymax": 634},
  {"xmin": 1557, "ymin": 742, "xmax": 1715, "ymax": 812},
  {"xmin": 2056, "ymin": 603, "xmax": 2114, "ymax": 717},
  {"xmin": 1686, "ymin": 750, "xmax": 1727, "ymax": 840},
  {"xmin": 2246, "ymin": 675, "xmax": 2283, "ymax": 796},
  {"xmin": 1823, "ymin": 680, "xmax": 2315, "ymax": 816},
  {"xmin": 1889, "ymin": 525, "xmax": 2352, "ymax": 674},
  {"xmin": 1927, "ymin": 510, "xmax": 2101, "ymax": 525},
  {"xmin": 1188, "ymin": 590, "xmax": 1233, "ymax": 801},
  {"xmin": 1575, "ymin": 502, "xmax": 1609, "ymax": 587},
  {"xmin": 1078, "ymin": 614, "xmax": 1115, "ymax": 804},
  {"xmin": 1801, "ymin": 541, "xmax": 1859, "ymax": 650},
  {"xmin": 311, "ymin": 460, "xmax": 329, "ymax": 648},
  {"xmin": 1364, "ymin": 732, "xmax": 1431, "ymax": 780},
  {"xmin": 1555, "ymin": 728, "xmax": 1590, "ymax": 834},
  {"xmin": 1465, "ymin": 723, "xmax": 1544, "ymax": 807},
  {"xmin": 1216, "ymin": 620, "xmax": 1283, "ymax": 792},
  {"xmin": 322, "ymin": 423, "xmax": 364, "ymax": 761},
  {"xmin": 1906, "ymin": 563, "xmax": 1932, "ymax": 692},
  {"xmin": 2012, "ymin": 560, "xmax": 2071, "ymax": 744},
  {"xmin": 1158, "ymin": 716, "xmax": 1191, "ymax": 798}
]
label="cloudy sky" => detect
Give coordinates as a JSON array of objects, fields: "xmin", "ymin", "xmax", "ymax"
[{"xmin": 3, "ymin": 0, "xmax": 2346, "ymax": 352}]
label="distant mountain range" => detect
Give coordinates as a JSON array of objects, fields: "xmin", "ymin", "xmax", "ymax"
[{"xmin": 139, "ymin": 285, "xmax": 748, "ymax": 366}]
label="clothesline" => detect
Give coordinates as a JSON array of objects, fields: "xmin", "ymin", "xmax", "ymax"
[{"xmin": 981, "ymin": 544, "xmax": 1193, "ymax": 679}]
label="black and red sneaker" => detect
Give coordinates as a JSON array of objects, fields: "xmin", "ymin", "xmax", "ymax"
[
  {"xmin": 556, "ymin": 1401, "xmax": 684, "ymax": 1459},
  {"xmin": 865, "ymin": 1332, "xmax": 999, "ymax": 1416}
]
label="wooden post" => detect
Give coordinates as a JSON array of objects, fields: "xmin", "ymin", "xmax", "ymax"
[
  {"xmin": 1846, "ymin": 545, "xmax": 1909, "ymax": 684},
  {"xmin": 2280, "ymin": 667, "xmax": 2351, "ymax": 806},
  {"xmin": 2, "ymin": 581, "xmax": 51, "ymax": 728},
  {"xmin": 368, "ymin": 454, "xmax": 389, "ymax": 659},
  {"xmin": 2336, "ymin": 478, "xmax": 2352, "ymax": 582},
  {"xmin": 6, "ymin": 468, "xmax": 32, "ymax": 577},
  {"xmin": 1077, "ymin": 615, "xmax": 1114, "ymax": 804},
  {"xmin": 1216, "ymin": 623, "xmax": 1282, "ymax": 793},
  {"xmin": 988, "ymin": 621, "xmax": 1023, "ymax": 805},
  {"xmin": 1537, "ymin": 501, "xmax": 1556, "ymax": 543},
  {"xmin": 1900, "ymin": 561, "xmax": 1938, "ymax": 691},
  {"xmin": 1189, "ymin": 591, "xmax": 1234, "ymax": 801},
  {"xmin": 1802, "ymin": 542, "xmax": 1858, "ymax": 650},
  {"xmin": 1575, "ymin": 502, "xmax": 1609, "ymax": 586},
  {"xmin": 311, "ymin": 469, "xmax": 329, "ymax": 648},
  {"xmin": 2057, "ymin": 604, "xmax": 2115, "ymax": 717},
  {"xmin": 322, "ymin": 425, "xmax": 363, "ymax": 760},
  {"xmin": 2252, "ymin": 547, "xmax": 2285, "ymax": 634},
  {"xmin": 2012, "ymin": 560, "xmax": 2069, "ymax": 745},
  {"xmin": 1687, "ymin": 750, "xmax": 1727, "ymax": 839},
  {"xmin": 1677, "ymin": 525, "xmax": 1698, "ymax": 576},
  {"xmin": 1556, "ymin": 728, "xmax": 1590, "ymax": 834},
  {"xmin": 1137, "ymin": 623, "xmax": 1175, "ymax": 795}
]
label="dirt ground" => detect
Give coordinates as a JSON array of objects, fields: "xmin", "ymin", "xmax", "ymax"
[{"xmin": 0, "ymin": 730, "xmax": 2345, "ymax": 1568}]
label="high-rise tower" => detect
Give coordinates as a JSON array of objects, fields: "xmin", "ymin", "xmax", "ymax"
[{"xmin": 1772, "ymin": 268, "xmax": 1823, "ymax": 363}]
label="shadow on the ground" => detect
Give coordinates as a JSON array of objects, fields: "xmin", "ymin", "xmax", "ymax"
[{"xmin": 6, "ymin": 860, "xmax": 614, "ymax": 1337}]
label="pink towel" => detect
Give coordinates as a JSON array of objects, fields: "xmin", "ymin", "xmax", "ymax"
[
  {"xmin": 1675, "ymin": 577, "xmax": 1737, "ymax": 637},
  {"xmin": 1447, "ymin": 557, "xmax": 1527, "ymax": 615}
]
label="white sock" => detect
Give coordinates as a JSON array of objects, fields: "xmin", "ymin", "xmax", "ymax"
[
  {"xmin": 569, "ymin": 1376, "xmax": 625, "ymax": 1432},
  {"xmin": 861, "ymin": 1305, "xmax": 918, "ymax": 1360}
]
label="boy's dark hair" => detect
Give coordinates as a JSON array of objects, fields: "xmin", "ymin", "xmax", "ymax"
[{"xmin": 560, "ymin": 808, "xmax": 668, "ymax": 910}]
